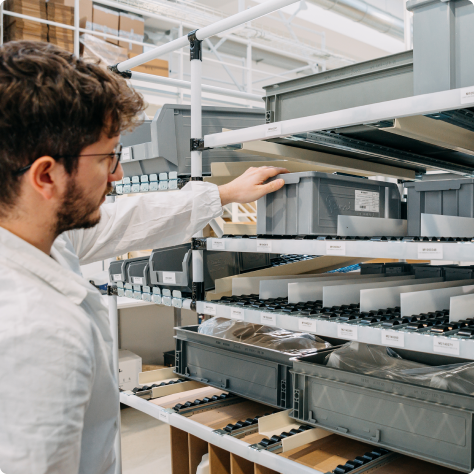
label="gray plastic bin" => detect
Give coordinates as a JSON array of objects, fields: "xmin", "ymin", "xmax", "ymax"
[
  {"xmin": 405, "ymin": 179, "xmax": 474, "ymax": 235},
  {"xmin": 108, "ymin": 256, "xmax": 148, "ymax": 284},
  {"xmin": 174, "ymin": 325, "xmax": 343, "ymax": 409},
  {"xmin": 149, "ymin": 244, "xmax": 240, "ymax": 293},
  {"xmin": 257, "ymin": 172, "xmax": 401, "ymax": 236},
  {"xmin": 127, "ymin": 259, "xmax": 151, "ymax": 287},
  {"xmin": 407, "ymin": 0, "xmax": 474, "ymax": 95},
  {"xmin": 119, "ymin": 105, "xmax": 267, "ymax": 178},
  {"xmin": 291, "ymin": 348, "xmax": 474, "ymax": 472},
  {"xmin": 264, "ymin": 51, "xmax": 413, "ymax": 123}
]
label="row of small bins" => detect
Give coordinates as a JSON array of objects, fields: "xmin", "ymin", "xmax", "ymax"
[
  {"xmin": 109, "ymin": 244, "xmax": 273, "ymax": 293},
  {"xmin": 174, "ymin": 324, "xmax": 474, "ymax": 472}
]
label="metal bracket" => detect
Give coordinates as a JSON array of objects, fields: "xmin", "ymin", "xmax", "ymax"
[
  {"xmin": 190, "ymin": 177, "xmax": 204, "ymax": 181},
  {"xmin": 188, "ymin": 29, "xmax": 202, "ymax": 61},
  {"xmin": 107, "ymin": 285, "xmax": 118, "ymax": 296},
  {"xmin": 192, "ymin": 282, "xmax": 205, "ymax": 303},
  {"xmin": 108, "ymin": 64, "xmax": 132, "ymax": 79},
  {"xmin": 190, "ymin": 138, "xmax": 207, "ymax": 151},
  {"xmin": 265, "ymin": 110, "xmax": 274, "ymax": 123},
  {"xmin": 192, "ymin": 237, "xmax": 207, "ymax": 250}
]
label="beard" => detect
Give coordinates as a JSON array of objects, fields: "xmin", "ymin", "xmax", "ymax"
[{"xmin": 54, "ymin": 178, "xmax": 113, "ymax": 236}]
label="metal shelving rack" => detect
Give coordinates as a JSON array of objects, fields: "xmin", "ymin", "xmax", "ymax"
[{"xmin": 110, "ymin": 1, "xmax": 474, "ymax": 473}]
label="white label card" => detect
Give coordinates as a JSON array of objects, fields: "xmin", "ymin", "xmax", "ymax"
[
  {"xmin": 337, "ymin": 324, "xmax": 358, "ymax": 340},
  {"xmin": 162, "ymin": 272, "xmax": 176, "ymax": 284},
  {"xmin": 381, "ymin": 330, "xmax": 405, "ymax": 348},
  {"xmin": 211, "ymin": 239, "xmax": 226, "ymax": 250},
  {"xmin": 203, "ymin": 303, "xmax": 217, "ymax": 316},
  {"xmin": 257, "ymin": 240, "xmax": 273, "ymax": 252},
  {"xmin": 461, "ymin": 86, "xmax": 474, "ymax": 105},
  {"xmin": 231, "ymin": 308, "xmax": 245, "ymax": 320},
  {"xmin": 265, "ymin": 123, "xmax": 282, "ymax": 137},
  {"xmin": 121, "ymin": 147, "xmax": 131, "ymax": 161},
  {"xmin": 417, "ymin": 243, "xmax": 443, "ymax": 260},
  {"xmin": 298, "ymin": 318, "xmax": 317, "ymax": 333},
  {"xmin": 132, "ymin": 277, "xmax": 144, "ymax": 285},
  {"xmin": 113, "ymin": 274, "xmax": 122, "ymax": 281},
  {"xmin": 326, "ymin": 241, "xmax": 346, "ymax": 256},
  {"xmin": 261, "ymin": 313, "xmax": 276, "ymax": 326},
  {"xmin": 355, "ymin": 190, "xmax": 379, "ymax": 213},
  {"xmin": 433, "ymin": 338, "xmax": 460, "ymax": 356},
  {"xmin": 158, "ymin": 410, "xmax": 170, "ymax": 423}
]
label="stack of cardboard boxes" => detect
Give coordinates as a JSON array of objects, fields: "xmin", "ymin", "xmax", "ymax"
[{"xmin": 2, "ymin": 0, "xmax": 169, "ymax": 76}]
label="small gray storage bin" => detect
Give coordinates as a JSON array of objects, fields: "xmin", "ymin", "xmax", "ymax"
[
  {"xmin": 405, "ymin": 179, "xmax": 474, "ymax": 235},
  {"xmin": 174, "ymin": 325, "xmax": 343, "ymax": 409},
  {"xmin": 291, "ymin": 349, "xmax": 474, "ymax": 472},
  {"xmin": 407, "ymin": 0, "xmax": 474, "ymax": 95},
  {"xmin": 108, "ymin": 256, "xmax": 148, "ymax": 283},
  {"xmin": 127, "ymin": 259, "xmax": 151, "ymax": 287},
  {"xmin": 257, "ymin": 172, "xmax": 401, "ymax": 236}
]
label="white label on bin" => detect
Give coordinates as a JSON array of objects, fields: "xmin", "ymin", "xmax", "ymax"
[
  {"xmin": 132, "ymin": 277, "xmax": 144, "ymax": 285},
  {"xmin": 461, "ymin": 86, "xmax": 474, "ymax": 105},
  {"xmin": 113, "ymin": 274, "xmax": 122, "ymax": 281},
  {"xmin": 257, "ymin": 240, "xmax": 273, "ymax": 252},
  {"xmin": 211, "ymin": 239, "xmax": 226, "ymax": 250},
  {"xmin": 381, "ymin": 330, "xmax": 405, "ymax": 348},
  {"xmin": 162, "ymin": 272, "xmax": 176, "ymax": 284},
  {"xmin": 265, "ymin": 123, "xmax": 281, "ymax": 137},
  {"xmin": 298, "ymin": 318, "xmax": 317, "ymax": 333},
  {"xmin": 337, "ymin": 324, "xmax": 358, "ymax": 340},
  {"xmin": 355, "ymin": 190, "xmax": 379, "ymax": 213},
  {"xmin": 203, "ymin": 303, "xmax": 217, "ymax": 315},
  {"xmin": 121, "ymin": 147, "xmax": 131, "ymax": 161},
  {"xmin": 417, "ymin": 243, "xmax": 443, "ymax": 260},
  {"xmin": 231, "ymin": 308, "xmax": 245, "ymax": 320},
  {"xmin": 433, "ymin": 338, "xmax": 460, "ymax": 356},
  {"xmin": 261, "ymin": 313, "xmax": 276, "ymax": 326},
  {"xmin": 326, "ymin": 242, "xmax": 345, "ymax": 256},
  {"xmin": 158, "ymin": 410, "xmax": 170, "ymax": 423}
]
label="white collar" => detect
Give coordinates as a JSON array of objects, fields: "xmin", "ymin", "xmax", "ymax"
[{"xmin": 0, "ymin": 226, "xmax": 88, "ymax": 305}]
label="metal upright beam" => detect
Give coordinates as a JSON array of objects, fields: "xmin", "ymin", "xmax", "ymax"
[{"xmin": 74, "ymin": 0, "xmax": 80, "ymax": 56}]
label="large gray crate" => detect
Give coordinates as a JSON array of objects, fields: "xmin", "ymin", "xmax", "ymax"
[
  {"xmin": 407, "ymin": 0, "xmax": 474, "ymax": 95},
  {"xmin": 257, "ymin": 172, "xmax": 401, "ymax": 236},
  {"xmin": 263, "ymin": 51, "xmax": 413, "ymax": 123},
  {"xmin": 291, "ymin": 349, "xmax": 474, "ymax": 472},
  {"xmin": 175, "ymin": 325, "xmax": 343, "ymax": 409},
  {"xmin": 149, "ymin": 244, "xmax": 240, "ymax": 293},
  {"xmin": 120, "ymin": 105, "xmax": 266, "ymax": 178},
  {"xmin": 405, "ymin": 179, "xmax": 474, "ymax": 235}
]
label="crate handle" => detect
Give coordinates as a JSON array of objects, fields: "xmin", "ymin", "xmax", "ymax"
[
  {"xmin": 414, "ymin": 181, "xmax": 462, "ymax": 192},
  {"xmin": 279, "ymin": 174, "xmax": 301, "ymax": 185}
]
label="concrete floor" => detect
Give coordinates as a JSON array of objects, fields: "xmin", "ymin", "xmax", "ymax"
[{"xmin": 121, "ymin": 407, "xmax": 172, "ymax": 474}]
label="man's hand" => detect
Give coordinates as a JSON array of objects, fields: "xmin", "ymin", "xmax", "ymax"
[{"xmin": 218, "ymin": 166, "xmax": 289, "ymax": 206}]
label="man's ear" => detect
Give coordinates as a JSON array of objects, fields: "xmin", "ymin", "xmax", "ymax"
[{"xmin": 27, "ymin": 157, "xmax": 64, "ymax": 201}]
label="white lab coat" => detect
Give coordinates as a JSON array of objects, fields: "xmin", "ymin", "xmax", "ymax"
[{"xmin": 0, "ymin": 182, "xmax": 223, "ymax": 474}]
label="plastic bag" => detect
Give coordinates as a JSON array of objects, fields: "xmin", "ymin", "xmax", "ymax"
[
  {"xmin": 325, "ymin": 342, "xmax": 474, "ymax": 395},
  {"xmin": 198, "ymin": 318, "xmax": 331, "ymax": 355}
]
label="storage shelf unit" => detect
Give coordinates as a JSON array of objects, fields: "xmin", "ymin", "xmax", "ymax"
[{"xmin": 195, "ymin": 300, "xmax": 471, "ymax": 359}]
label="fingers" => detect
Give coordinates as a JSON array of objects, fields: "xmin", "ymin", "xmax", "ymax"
[
  {"xmin": 260, "ymin": 178, "xmax": 285, "ymax": 195},
  {"xmin": 254, "ymin": 166, "xmax": 289, "ymax": 181}
]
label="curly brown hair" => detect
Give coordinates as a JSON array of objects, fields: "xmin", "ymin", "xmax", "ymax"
[{"xmin": 0, "ymin": 41, "xmax": 145, "ymax": 216}]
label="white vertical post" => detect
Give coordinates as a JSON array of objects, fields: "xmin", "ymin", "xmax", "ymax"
[
  {"xmin": 403, "ymin": 0, "xmax": 412, "ymax": 51},
  {"xmin": 190, "ymin": 31, "xmax": 205, "ymax": 304},
  {"xmin": 178, "ymin": 23, "xmax": 184, "ymax": 104},
  {"xmin": 0, "ymin": 2, "xmax": 4, "ymax": 47},
  {"xmin": 246, "ymin": 42, "xmax": 252, "ymax": 99},
  {"xmin": 74, "ymin": 0, "xmax": 80, "ymax": 56}
]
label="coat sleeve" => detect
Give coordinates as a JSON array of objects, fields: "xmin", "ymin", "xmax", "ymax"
[{"xmin": 66, "ymin": 181, "xmax": 223, "ymax": 265}]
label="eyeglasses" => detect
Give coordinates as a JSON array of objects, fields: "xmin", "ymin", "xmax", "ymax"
[{"xmin": 13, "ymin": 143, "xmax": 123, "ymax": 176}]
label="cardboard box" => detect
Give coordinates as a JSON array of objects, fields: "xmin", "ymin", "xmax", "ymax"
[
  {"xmin": 4, "ymin": 19, "xmax": 48, "ymax": 42},
  {"xmin": 92, "ymin": 5, "xmax": 119, "ymax": 45},
  {"xmin": 46, "ymin": 2, "xmax": 73, "ymax": 26},
  {"xmin": 118, "ymin": 11, "xmax": 144, "ymax": 55},
  {"xmin": 4, "ymin": 0, "xmax": 47, "ymax": 28},
  {"xmin": 128, "ymin": 52, "xmax": 169, "ymax": 77}
]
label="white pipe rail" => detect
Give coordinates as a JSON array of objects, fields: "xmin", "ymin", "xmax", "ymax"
[
  {"xmin": 131, "ymin": 72, "xmax": 263, "ymax": 102},
  {"xmin": 117, "ymin": 0, "xmax": 300, "ymax": 72}
]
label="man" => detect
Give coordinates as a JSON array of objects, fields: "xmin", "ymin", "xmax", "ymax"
[{"xmin": 0, "ymin": 41, "xmax": 287, "ymax": 474}]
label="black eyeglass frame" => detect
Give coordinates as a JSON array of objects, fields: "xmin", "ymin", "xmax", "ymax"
[{"xmin": 13, "ymin": 143, "xmax": 123, "ymax": 176}]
